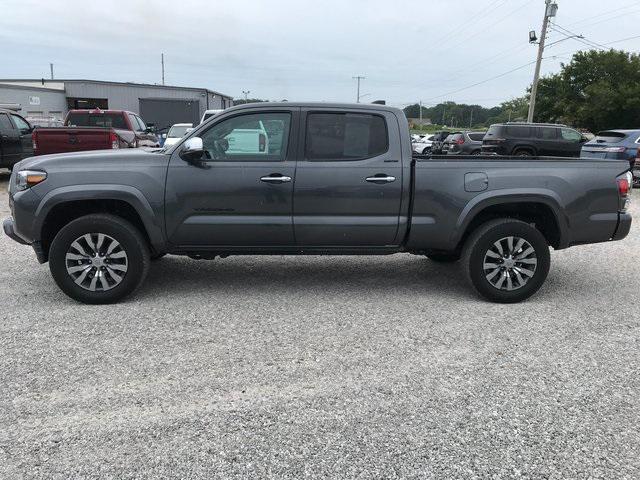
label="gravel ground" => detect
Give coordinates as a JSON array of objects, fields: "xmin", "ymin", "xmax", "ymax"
[{"xmin": 1, "ymin": 169, "xmax": 639, "ymax": 479}]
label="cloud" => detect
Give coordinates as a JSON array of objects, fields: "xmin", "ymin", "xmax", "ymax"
[{"xmin": 1, "ymin": 0, "xmax": 637, "ymax": 106}]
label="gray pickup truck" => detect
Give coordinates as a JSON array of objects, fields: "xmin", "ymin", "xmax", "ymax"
[{"xmin": 3, "ymin": 103, "xmax": 633, "ymax": 304}]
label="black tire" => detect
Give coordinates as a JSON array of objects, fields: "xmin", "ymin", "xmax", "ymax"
[
  {"xmin": 150, "ymin": 253, "xmax": 166, "ymax": 261},
  {"xmin": 49, "ymin": 214, "xmax": 150, "ymax": 304},
  {"xmin": 462, "ymin": 218, "xmax": 550, "ymax": 303},
  {"xmin": 471, "ymin": 150, "xmax": 481, "ymax": 155},
  {"xmin": 514, "ymin": 148, "xmax": 533, "ymax": 157},
  {"xmin": 427, "ymin": 253, "xmax": 460, "ymax": 263},
  {"xmin": 422, "ymin": 147, "xmax": 432, "ymax": 155}
]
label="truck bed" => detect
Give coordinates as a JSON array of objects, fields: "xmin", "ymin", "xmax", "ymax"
[
  {"xmin": 406, "ymin": 154, "xmax": 631, "ymax": 251},
  {"xmin": 32, "ymin": 127, "xmax": 131, "ymax": 156}
]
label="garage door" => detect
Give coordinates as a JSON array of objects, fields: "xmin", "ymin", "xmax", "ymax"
[{"xmin": 139, "ymin": 98, "xmax": 200, "ymax": 132}]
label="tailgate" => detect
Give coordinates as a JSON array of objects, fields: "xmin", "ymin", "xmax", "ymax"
[{"xmin": 35, "ymin": 128, "xmax": 113, "ymax": 155}]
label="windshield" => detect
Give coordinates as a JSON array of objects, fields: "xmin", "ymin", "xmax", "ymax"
[{"xmin": 167, "ymin": 125, "xmax": 191, "ymax": 138}]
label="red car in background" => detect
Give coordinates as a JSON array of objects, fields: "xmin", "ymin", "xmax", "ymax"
[{"xmin": 32, "ymin": 109, "xmax": 159, "ymax": 156}]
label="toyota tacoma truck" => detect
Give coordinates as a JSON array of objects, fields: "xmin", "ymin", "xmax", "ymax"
[
  {"xmin": 3, "ymin": 103, "xmax": 633, "ymax": 304},
  {"xmin": 31, "ymin": 109, "xmax": 159, "ymax": 156}
]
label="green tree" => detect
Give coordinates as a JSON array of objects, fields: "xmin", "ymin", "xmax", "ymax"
[{"xmin": 534, "ymin": 50, "xmax": 640, "ymax": 131}]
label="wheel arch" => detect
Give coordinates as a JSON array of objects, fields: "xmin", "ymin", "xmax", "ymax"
[
  {"xmin": 34, "ymin": 185, "xmax": 166, "ymax": 262},
  {"xmin": 453, "ymin": 191, "xmax": 568, "ymax": 251},
  {"xmin": 512, "ymin": 144, "xmax": 537, "ymax": 155}
]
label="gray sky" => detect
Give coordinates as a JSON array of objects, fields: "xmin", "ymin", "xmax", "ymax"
[{"xmin": 2, "ymin": 0, "xmax": 639, "ymax": 107}]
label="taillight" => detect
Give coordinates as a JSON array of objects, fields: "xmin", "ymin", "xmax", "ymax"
[
  {"xmin": 617, "ymin": 172, "xmax": 632, "ymax": 211},
  {"xmin": 259, "ymin": 133, "xmax": 266, "ymax": 152},
  {"xmin": 110, "ymin": 131, "xmax": 119, "ymax": 149},
  {"xmin": 603, "ymin": 147, "xmax": 626, "ymax": 153},
  {"xmin": 32, "ymin": 130, "xmax": 38, "ymax": 153},
  {"xmin": 455, "ymin": 138, "xmax": 465, "ymax": 145},
  {"xmin": 618, "ymin": 176, "xmax": 630, "ymax": 197}
]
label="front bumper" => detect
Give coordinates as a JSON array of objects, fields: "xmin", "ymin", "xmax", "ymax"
[{"xmin": 3, "ymin": 217, "xmax": 29, "ymax": 245}]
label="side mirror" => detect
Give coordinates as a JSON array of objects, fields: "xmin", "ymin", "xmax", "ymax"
[
  {"xmin": 161, "ymin": 133, "xmax": 167, "ymax": 139},
  {"xmin": 180, "ymin": 137, "xmax": 204, "ymax": 162}
]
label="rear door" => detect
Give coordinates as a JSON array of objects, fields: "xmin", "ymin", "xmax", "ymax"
[
  {"xmin": 535, "ymin": 126, "xmax": 559, "ymax": 156},
  {"xmin": 165, "ymin": 108, "xmax": 298, "ymax": 246},
  {"xmin": 293, "ymin": 109, "xmax": 402, "ymax": 246}
]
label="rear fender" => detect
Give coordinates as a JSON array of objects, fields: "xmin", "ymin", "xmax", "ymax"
[{"xmin": 453, "ymin": 189, "xmax": 568, "ymax": 248}]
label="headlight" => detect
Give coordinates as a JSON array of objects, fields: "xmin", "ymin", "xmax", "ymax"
[{"xmin": 16, "ymin": 170, "xmax": 47, "ymax": 191}]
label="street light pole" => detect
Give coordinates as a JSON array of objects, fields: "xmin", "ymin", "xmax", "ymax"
[
  {"xmin": 527, "ymin": 0, "xmax": 557, "ymax": 123},
  {"xmin": 242, "ymin": 90, "xmax": 250, "ymax": 102}
]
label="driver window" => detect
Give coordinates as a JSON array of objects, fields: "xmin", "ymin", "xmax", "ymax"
[
  {"xmin": 561, "ymin": 128, "xmax": 582, "ymax": 142},
  {"xmin": 200, "ymin": 112, "xmax": 291, "ymax": 161},
  {"xmin": 11, "ymin": 114, "xmax": 30, "ymax": 131}
]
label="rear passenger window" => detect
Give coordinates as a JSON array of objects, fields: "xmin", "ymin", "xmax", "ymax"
[
  {"xmin": 468, "ymin": 133, "xmax": 485, "ymax": 141},
  {"xmin": 506, "ymin": 126, "xmax": 531, "ymax": 137},
  {"xmin": 306, "ymin": 113, "xmax": 388, "ymax": 161},
  {"xmin": 538, "ymin": 127, "xmax": 557, "ymax": 139}
]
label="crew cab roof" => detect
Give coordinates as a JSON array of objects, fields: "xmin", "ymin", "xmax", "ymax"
[{"xmin": 223, "ymin": 102, "xmax": 404, "ymax": 115}]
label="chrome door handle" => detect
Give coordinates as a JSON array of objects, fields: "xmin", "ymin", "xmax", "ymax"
[
  {"xmin": 260, "ymin": 175, "xmax": 292, "ymax": 183},
  {"xmin": 365, "ymin": 175, "xmax": 396, "ymax": 183}
]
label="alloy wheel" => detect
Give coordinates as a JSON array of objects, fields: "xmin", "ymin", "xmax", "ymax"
[
  {"xmin": 65, "ymin": 233, "xmax": 128, "ymax": 291},
  {"xmin": 483, "ymin": 236, "xmax": 537, "ymax": 291}
]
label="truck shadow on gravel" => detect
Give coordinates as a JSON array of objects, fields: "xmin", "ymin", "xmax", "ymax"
[{"xmin": 134, "ymin": 255, "xmax": 557, "ymax": 303}]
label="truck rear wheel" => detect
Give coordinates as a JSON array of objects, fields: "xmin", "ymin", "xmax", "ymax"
[
  {"xmin": 462, "ymin": 219, "xmax": 550, "ymax": 303},
  {"xmin": 48, "ymin": 214, "xmax": 150, "ymax": 304}
]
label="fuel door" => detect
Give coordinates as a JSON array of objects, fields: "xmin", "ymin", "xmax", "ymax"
[{"xmin": 465, "ymin": 172, "xmax": 489, "ymax": 192}]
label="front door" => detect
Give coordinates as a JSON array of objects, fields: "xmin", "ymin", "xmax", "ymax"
[
  {"xmin": 293, "ymin": 109, "xmax": 403, "ymax": 246},
  {"xmin": 165, "ymin": 108, "xmax": 298, "ymax": 247},
  {"xmin": 558, "ymin": 127, "xmax": 583, "ymax": 157}
]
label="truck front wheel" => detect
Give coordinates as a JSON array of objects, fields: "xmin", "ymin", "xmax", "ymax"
[
  {"xmin": 48, "ymin": 214, "xmax": 150, "ymax": 304},
  {"xmin": 462, "ymin": 219, "xmax": 550, "ymax": 303}
]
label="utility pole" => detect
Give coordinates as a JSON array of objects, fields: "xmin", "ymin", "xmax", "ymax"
[
  {"xmin": 242, "ymin": 90, "xmax": 250, "ymax": 102},
  {"xmin": 527, "ymin": 0, "xmax": 557, "ymax": 123},
  {"xmin": 161, "ymin": 53, "xmax": 165, "ymax": 85},
  {"xmin": 49, "ymin": 63, "xmax": 54, "ymax": 80},
  {"xmin": 353, "ymin": 76, "xmax": 365, "ymax": 103}
]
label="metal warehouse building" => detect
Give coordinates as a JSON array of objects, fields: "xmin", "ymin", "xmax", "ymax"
[{"xmin": 0, "ymin": 79, "xmax": 233, "ymax": 129}]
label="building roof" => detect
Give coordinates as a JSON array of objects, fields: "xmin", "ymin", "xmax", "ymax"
[{"xmin": 0, "ymin": 78, "xmax": 233, "ymax": 99}]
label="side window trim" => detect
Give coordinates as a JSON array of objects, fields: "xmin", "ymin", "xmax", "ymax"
[{"xmin": 303, "ymin": 111, "xmax": 390, "ymax": 162}]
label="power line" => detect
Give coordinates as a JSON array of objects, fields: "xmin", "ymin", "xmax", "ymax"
[
  {"xmin": 549, "ymin": 23, "xmax": 607, "ymax": 49},
  {"xmin": 430, "ymin": 0, "xmax": 509, "ymax": 46},
  {"xmin": 566, "ymin": 1, "xmax": 640, "ymax": 27},
  {"xmin": 421, "ymin": 61, "xmax": 537, "ymax": 103},
  {"xmin": 438, "ymin": 0, "xmax": 535, "ymax": 54}
]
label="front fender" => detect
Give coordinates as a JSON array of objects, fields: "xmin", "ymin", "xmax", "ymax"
[
  {"xmin": 33, "ymin": 184, "xmax": 165, "ymax": 251},
  {"xmin": 452, "ymin": 188, "xmax": 569, "ymax": 248}
]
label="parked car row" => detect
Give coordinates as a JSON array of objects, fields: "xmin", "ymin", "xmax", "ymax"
[{"xmin": 411, "ymin": 124, "xmax": 638, "ymax": 185}]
